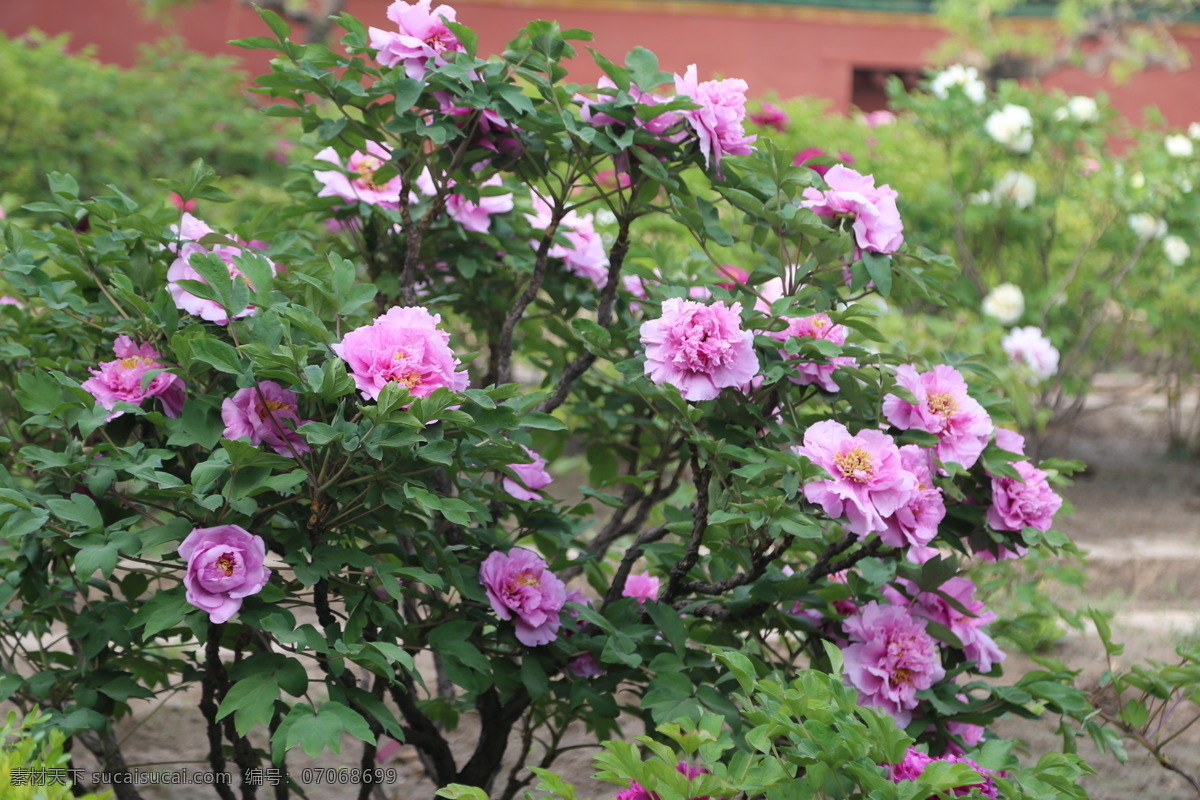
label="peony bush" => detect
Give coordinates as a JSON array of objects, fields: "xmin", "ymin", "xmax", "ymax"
[{"xmin": 0, "ymin": 5, "xmax": 1109, "ymax": 800}]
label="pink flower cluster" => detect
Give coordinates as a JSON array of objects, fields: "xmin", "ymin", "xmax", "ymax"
[
  {"xmin": 673, "ymin": 64, "xmax": 756, "ymax": 173},
  {"xmin": 82, "ymin": 335, "xmax": 186, "ymax": 420},
  {"xmin": 883, "ymin": 365, "xmax": 993, "ymax": 470},
  {"xmin": 479, "ymin": 548, "xmax": 567, "ymax": 646},
  {"xmin": 800, "ymin": 165, "xmax": 904, "ymax": 255},
  {"xmin": 749, "ymin": 101, "xmax": 789, "ymax": 132},
  {"xmin": 167, "ymin": 213, "xmax": 277, "ymax": 325},
  {"xmin": 884, "ymin": 577, "xmax": 1005, "ymax": 673},
  {"xmin": 314, "ymin": 141, "xmax": 408, "ymax": 208},
  {"xmin": 842, "ymin": 601, "xmax": 945, "ymax": 727},
  {"xmin": 503, "ymin": 445, "xmax": 553, "ymax": 501},
  {"xmin": 332, "ymin": 306, "xmax": 469, "ymax": 402},
  {"xmin": 221, "ymin": 381, "xmax": 311, "ymax": 458},
  {"xmin": 525, "ymin": 192, "xmax": 610, "ymax": 288},
  {"xmin": 640, "ymin": 298, "xmax": 760, "ymax": 401},
  {"xmin": 887, "ymin": 747, "xmax": 998, "ymax": 798},
  {"xmin": 369, "ymin": 0, "xmax": 465, "ymax": 79},
  {"xmin": 178, "ymin": 525, "xmax": 272, "ymax": 624}
]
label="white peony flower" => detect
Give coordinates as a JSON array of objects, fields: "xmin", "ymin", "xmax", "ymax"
[
  {"xmin": 993, "ymin": 170, "xmax": 1037, "ymax": 208},
  {"xmin": 968, "ymin": 189, "xmax": 994, "ymax": 205},
  {"xmin": 985, "ymin": 104, "xmax": 1034, "ymax": 153},
  {"xmin": 1165, "ymin": 134, "xmax": 1194, "ymax": 158},
  {"xmin": 930, "ymin": 64, "xmax": 986, "ymax": 104},
  {"xmin": 1130, "ymin": 171, "xmax": 1146, "ymax": 190},
  {"xmin": 982, "ymin": 283, "xmax": 1025, "ymax": 325},
  {"xmin": 1163, "ymin": 235, "xmax": 1190, "ymax": 265},
  {"xmin": 1053, "ymin": 95, "xmax": 1098, "ymax": 123},
  {"xmin": 1189, "ymin": 121, "xmax": 1200, "ymax": 140},
  {"xmin": 1002, "ymin": 326, "xmax": 1059, "ymax": 382},
  {"xmin": 1128, "ymin": 213, "xmax": 1167, "ymax": 240}
]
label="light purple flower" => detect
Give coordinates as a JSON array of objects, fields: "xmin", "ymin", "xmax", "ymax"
[
  {"xmin": 221, "ymin": 381, "xmax": 311, "ymax": 457},
  {"xmin": 503, "ymin": 445, "xmax": 553, "ymax": 501},
  {"xmin": 640, "ymin": 298, "xmax": 759, "ymax": 401},
  {"xmin": 863, "ymin": 110, "xmax": 897, "ymax": 128},
  {"xmin": 1001, "ymin": 326, "xmax": 1059, "ymax": 381},
  {"xmin": 887, "ymin": 746, "xmax": 998, "ymax": 797},
  {"xmin": 178, "ymin": 525, "xmax": 272, "ymax": 624},
  {"xmin": 368, "ymin": 0, "xmax": 464, "ymax": 79},
  {"xmin": 750, "ymin": 102, "xmax": 789, "ymax": 132},
  {"xmin": 0, "ymin": 295, "xmax": 23, "ymax": 308},
  {"xmin": 612, "ymin": 763, "xmax": 710, "ymax": 800},
  {"xmin": 880, "ymin": 445, "xmax": 945, "ymax": 549},
  {"xmin": 444, "ymin": 174, "xmax": 514, "ymax": 234},
  {"xmin": 622, "ymin": 572, "xmax": 661, "ymax": 604},
  {"xmin": 673, "ymin": 64, "xmax": 756, "ymax": 174},
  {"xmin": 166, "ymin": 213, "xmax": 277, "ymax": 325},
  {"xmin": 566, "ymin": 653, "xmax": 603, "ymax": 678},
  {"xmin": 332, "ymin": 306, "xmax": 469, "ymax": 402},
  {"xmin": 987, "ymin": 460, "xmax": 1062, "ymax": 533},
  {"xmin": 525, "ymin": 192, "xmax": 611, "ymax": 288},
  {"xmin": 769, "ymin": 312, "xmax": 856, "ymax": 392},
  {"xmin": 883, "ymin": 365, "xmax": 994, "ymax": 470},
  {"xmin": 800, "ymin": 165, "xmax": 904, "ymax": 255},
  {"xmin": 479, "ymin": 548, "xmax": 567, "ymax": 646},
  {"xmin": 885, "ymin": 577, "xmax": 1005, "ymax": 673},
  {"xmin": 842, "ymin": 601, "xmax": 945, "ymax": 727},
  {"xmin": 82, "ymin": 335, "xmax": 186, "ymax": 420},
  {"xmin": 578, "ymin": 77, "xmax": 683, "ymax": 140},
  {"xmin": 314, "ymin": 141, "xmax": 409, "ymax": 208},
  {"xmin": 797, "ymin": 420, "xmax": 918, "ymax": 536}
]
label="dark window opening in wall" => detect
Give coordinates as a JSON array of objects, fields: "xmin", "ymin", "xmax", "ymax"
[{"xmin": 851, "ymin": 67, "xmax": 922, "ymax": 112}]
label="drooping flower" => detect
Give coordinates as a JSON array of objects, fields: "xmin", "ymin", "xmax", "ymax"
[
  {"xmin": 981, "ymin": 283, "xmax": 1024, "ymax": 325},
  {"xmin": 623, "ymin": 572, "xmax": 661, "ymax": 604},
  {"xmin": 798, "ymin": 420, "xmax": 918, "ymax": 536},
  {"xmin": 768, "ymin": 313, "xmax": 857, "ymax": 392},
  {"xmin": 929, "ymin": 65, "xmax": 985, "ymax": 104},
  {"xmin": 166, "ymin": 213, "xmax": 277, "ymax": 324},
  {"xmin": 886, "ymin": 746, "xmax": 999, "ymax": 797},
  {"xmin": 673, "ymin": 64, "xmax": 757, "ymax": 173},
  {"xmin": 82, "ymin": 335, "xmax": 186, "ymax": 420},
  {"xmin": 503, "ymin": 445, "xmax": 553, "ymax": 501},
  {"xmin": 1053, "ymin": 95, "xmax": 1098, "ymax": 123},
  {"xmin": 1165, "ymin": 133, "xmax": 1195, "ymax": 158},
  {"xmin": 885, "ymin": 577, "xmax": 1005, "ymax": 673},
  {"xmin": 1164, "ymin": 235, "xmax": 1191, "ymax": 265},
  {"xmin": 332, "ymin": 306, "xmax": 469, "ymax": 402},
  {"xmin": 1128, "ymin": 212, "xmax": 1167, "ymax": 240},
  {"xmin": 221, "ymin": 381, "xmax": 311, "ymax": 457},
  {"xmin": 1001, "ymin": 326, "xmax": 1059, "ymax": 381},
  {"xmin": 640, "ymin": 298, "xmax": 759, "ymax": 401},
  {"xmin": 368, "ymin": 0, "xmax": 465, "ymax": 79},
  {"xmin": 442, "ymin": 174, "xmax": 514, "ymax": 234},
  {"xmin": 883, "ymin": 365, "xmax": 994, "ymax": 470},
  {"xmin": 314, "ymin": 141, "xmax": 408, "ymax": 208},
  {"xmin": 984, "ymin": 104, "xmax": 1033, "ymax": 153},
  {"xmin": 525, "ymin": 192, "xmax": 611, "ymax": 288},
  {"xmin": 750, "ymin": 101, "xmax": 789, "ymax": 132},
  {"xmin": 800, "ymin": 165, "xmax": 904, "ymax": 255},
  {"xmin": 178, "ymin": 525, "xmax": 272, "ymax": 624},
  {"xmin": 993, "ymin": 170, "xmax": 1036, "ymax": 208},
  {"xmin": 842, "ymin": 601, "xmax": 945, "ymax": 727},
  {"xmin": 987, "ymin": 460, "xmax": 1063, "ymax": 533},
  {"xmin": 880, "ymin": 445, "xmax": 945, "ymax": 549},
  {"xmin": 479, "ymin": 548, "xmax": 567, "ymax": 646}
]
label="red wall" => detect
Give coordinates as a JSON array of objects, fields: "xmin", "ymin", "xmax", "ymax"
[{"xmin": 2, "ymin": 0, "xmax": 1197, "ymax": 127}]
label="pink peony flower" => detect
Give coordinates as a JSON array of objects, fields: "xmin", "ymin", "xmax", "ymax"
[
  {"xmin": 1001, "ymin": 326, "xmax": 1059, "ymax": 381},
  {"xmin": 503, "ymin": 445, "xmax": 553, "ymax": 500},
  {"xmin": 793, "ymin": 147, "xmax": 854, "ymax": 177},
  {"xmin": 886, "ymin": 746, "xmax": 998, "ymax": 797},
  {"xmin": 883, "ymin": 365, "xmax": 994, "ymax": 470},
  {"xmin": 178, "ymin": 525, "xmax": 272, "ymax": 624},
  {"xmin": 169, "ymin": 192, "xmax": 197, "ymax": 213},
  {"xmin": 221, "ymin": 381, "xmax": 311, "ymax": 457},
  {"xmin": 714, "ymin": 264, "xmax": 749, "ymax": 289},
  {"xmin": 944, "ymin": 716, "xmax": 986, "ymax": 756},
  {"xmin": 314, "ymin": 141, "xmax": 408, "ymax": 208},
  {"xmin": 443, "ymin": 174, "xmax": 514, "ymax": 234},
  {"xmin": 885, "ymin": 577, "xmax": 1005, "ymax": 673},
  {"xmin": 622, "ymin": 572, "xmax": 661, "ymax": 604},
  {"xmin": 880, "ymin": 446, "xmax": 946, "ymax": 549},
  {"xmin": 479, "ymin": 548, "xmax": 567, "ymax": 646},
  {"xmin": 525, "ymin": 192, "xmax": 611, "ymax": 287},
  {"xmin": 993, "ymin": 427, "xmax": 1026, "ymax": 456},
  {"xmin": 750, "ymin": 101, "xmax": 789, "ymax": 132},
  {"xmin": 578, "ymin": 77, "xmax": 683, "ymax": 140},
  {"xmin": 434, "ymin": 91, "xmax": 522, "ymax": 156},
  {"xmin": 566, "ymin": 652, "xmax": 604, "ymax": 678},
  {"xmin": 863, "ymin": 110, "xmax": 897, "ymax": 128},
  {"xmin": 673, "ymin": 64, "xmax": 757, "ymax": 174},
  {"xmin": 797, "ymin": 420, "xmax": 918, "ymax": 536},
  {"xmin": 769, "ymin": 312, "xmax": 857, "ymax": 392},
  {"xmin": 332, "ymin": 306, "xmax": 469, "ymax": 402},
  {"xmin": 166, "ymin": 213, "xmax": 278, "ymax": 325},
  {"xmin": 842, "ymin": 601, "xmax": 946, "ymax": 727},
  {"xmin": 368, "ymin": 0, "xmax": 464, "ymax": 79},
  {"xmin": 0, "ymin": 295, "xmax": 25, "ymax": 309},
  {"xmin": 612, "ymin": 763, "xmax": 710, "ymax": 800},
  {"xmin": 786, "ymin": 567, "xmax": 856, "ymax": 624},
  {"xmin": 640, "ymin": 298, "xmax": 759, "ymax": 401},
  {"xmin": 800, "ymin": 164, "xmax": 904, "ymax": 255},
  {"xmin": 987, "ymin": 460, "xmax": 1062, "ymax": 533},
  {"xmin": 82, "ymin": 335, "xmax": 186, "ymax": 420}
]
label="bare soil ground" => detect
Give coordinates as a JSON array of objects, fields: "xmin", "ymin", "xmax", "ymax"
[{"xmin": 38, "ymin": 377, "xmax": 1200, "ymax": 799}]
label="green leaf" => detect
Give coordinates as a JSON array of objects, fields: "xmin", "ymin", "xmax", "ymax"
[
  {"xmin": 46, "ymin": 493, "xmax": 102, "ymax": 530},
  {"xmin": 217, "ymin": 672, "xmax": 280, "ymax": 738},
  {"xmin": 861, "ymin": 252, "xmax": 893, "ymax": 297},
  {"xmin": 190, "ymin": 338, "xmax": 243, "ymax": 375},
  {"xmin": 259, "ymin": 7, "xmax": 291, "ymax": 40},
  {"xmin": 132, "ymin": 587, "xmax": 189, "ymax": 637},
  {"xmin": 75, "ymin": 543, "xmax": 120, "ymax": 579}
]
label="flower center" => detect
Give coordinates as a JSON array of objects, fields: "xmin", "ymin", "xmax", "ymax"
[
  {"xmin": 257, "ymin": 399, "xmax": 292, "ymax": 418},
  {"xmin": 892, "ymin": 667, "xmax": 913, "ymax": 685},
  {"xmin": 119, "ymin": 356, "xmax": 156, "ymax": 369},
  {"xmin": 811, "ymin": 316, "xmax": 829, "ymax": 330},
  {"xmin": 833, "ymin": 447, "xmax": 876, "ymax": 483},
  {"xmin": 355, "ymin": 156, "xmax": 384, "ymax": 191},
  {"xmin": 515, "ymin": 572, "xmax": 539, "ymax": 588},
  {"xmin": 393, "ymin": 371, "xmax": 422, "ymax": 389},
  {"xmin": 927, "ymin": 392, "xmax": 958, "ymax": 417},
  {"xmin": 214, "ymin": 555, "xmax": 237, "ymax": 577}
]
